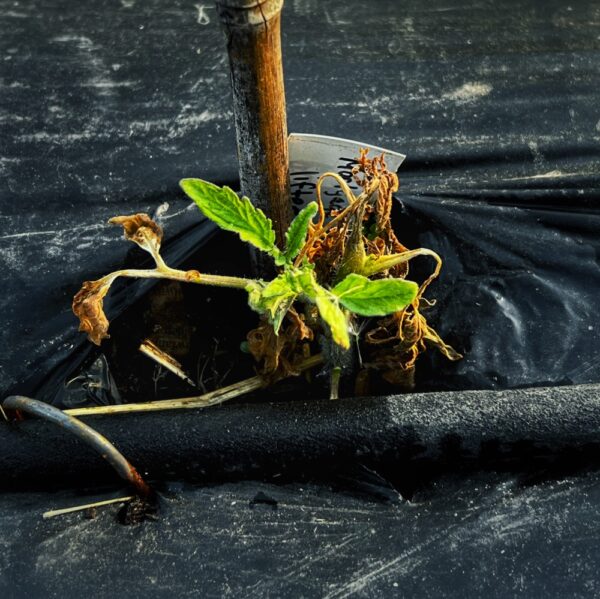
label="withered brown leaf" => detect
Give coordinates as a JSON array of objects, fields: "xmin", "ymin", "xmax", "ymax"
[
  {"xmin": 72, "ymin": 277, "xmax": 114, "ymax": 345},
  {"xmin": 247, "ymin": 310, "xmax": 314, "ymax": 380},
  {"xmin": 109, "ymin": 214, "xmax": 163, "ymax": 256}
]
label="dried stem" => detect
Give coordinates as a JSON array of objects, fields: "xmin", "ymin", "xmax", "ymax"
[
  {"xmin": 64, "ymin": 354, "xmax": 323, "ymax": 417},
  {"xmin": 329, "ymin": 366, "xmax": 341, "ymax": 400},
  {"xmin": 139, "ymin": 339, "xmax": 196, "ymax": 387},
  {"xmin": 294, "ymin": 174, "xmax": 380, "ymax": 267},
  {"xmin": 43, "ymin": 496, "xmax": 135, "ymax": 519}
]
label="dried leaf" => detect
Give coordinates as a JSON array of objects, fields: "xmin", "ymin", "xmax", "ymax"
[
  {"xmin": 286, "ymin": 306, "xmax": 313, "ymax": 341},
  {"xmin": 351, "ymin": 149, "xmax": 409, "ymax": 278},
  {"xmin": 363, "ymin": 297, "xmax": 462, "ymax": 390},
  {"xmin": 423, "ymin": 325, "xmax": 463, "ymax": 361},
  {"xmin": 109, "ymin": 214, "xmax": 163, "ymax": 257},
  {"xmin": 72, "ymin": 276, "xmax": 115, "ymax": 345},
  {"xmin": 247, "ymin": 318, "xmax": 310, "ymax": 380},
  {"xmin": 73, "ymin": 214, "xmax": 164, "ymax": 346}
]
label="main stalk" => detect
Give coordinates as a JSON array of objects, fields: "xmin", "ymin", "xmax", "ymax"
[{"xmin": 216, "ymin": 0, "xmax": 292, "ymax": 270}]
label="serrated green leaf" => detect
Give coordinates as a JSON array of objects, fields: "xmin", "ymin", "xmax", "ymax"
[
  {"xmin": 283, "ymin": 202, "xmax": 318, "ymax": 263},
  {"xmin": 332, "ymin": 273, "xmax": 418, "ymax": 316},
  {"xmin": 314, "ymin": 293, "xmax": 349, "ymax": 349},
  {"xmin": 247, "ymin": 274, "xmax": 297, "ymax": 334},
  {"xmin": 180, "ymin": 178, "xmax": 277, "ymax": 255}
]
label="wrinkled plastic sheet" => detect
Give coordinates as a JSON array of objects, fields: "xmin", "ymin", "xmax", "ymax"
[
  {"xmin": 397, "ymin": 192, "xmax": 600, "ymax": 392},
  {"xmin": 2, "ymin": 470, "xmax": 600, "ymax": 598},
  {"xmin": 1, "ymin": 0, "xmax": 600, "ymax": 594}
]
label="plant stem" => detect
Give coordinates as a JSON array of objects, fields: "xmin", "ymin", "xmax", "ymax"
[
  {"xmin": 64, "ymin": 354, "xmax": 323, "ymax": 417},
  {"xmin": 107, "ymin": 265, "xmax": 255, "ymax": 291},
  {"xmin": 329, "ymin": 366, "xmax": 341, "ymax": 400}
]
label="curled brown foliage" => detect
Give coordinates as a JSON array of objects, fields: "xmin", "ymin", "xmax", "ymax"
[
  {"xmin": 352, "ymin": 150, "xmax": 461, "ymax": 387},
  {"xmin": 247, "ymin": 308, "xmax": 314, "ymax": 380},
  {"xmin": 72, "ymin": 277, "xmax": 114, "ymax": 345},
  {"xmin": 109, "ymin": 214, "xmax": 163, "ymax": 256},
  {"xmin": 73, "ymin": 214, "xmax": 165, "ymax": 346},
  {"xmin": 353, "ymin": 149, "xmax": 410, "ymax": 278}
]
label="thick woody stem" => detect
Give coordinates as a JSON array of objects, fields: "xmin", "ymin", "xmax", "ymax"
[{"xmin": 216, "ymin": 0, "xmax": 292, "ymax": 273}]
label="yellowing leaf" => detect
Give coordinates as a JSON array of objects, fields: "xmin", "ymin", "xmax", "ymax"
[
  {"xmin": 314, "ymin": 293, "xmax": 350, "ymax": 349},
  {"xmin": 247, "ymin": 274, "xmax": 297, "ymax": 334},
  {"xmin": 361, "ymin": 248, "xmax": 441, "ymax": 278},
  {"xmin": 332, "ymin": 273, "xmax": 418, "ymax": 316}
]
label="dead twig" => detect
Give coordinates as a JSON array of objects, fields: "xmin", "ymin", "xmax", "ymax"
[
  {"xmin": 139, "ymin": 339, "xmax": 196, "ymax": 387},
  {"xmin": 43, "ymin": 496, "xmax": 134, "ymax": 519},
  {"xmin": 64, "ymin": 354, "xmax": 323, "ymax": 417}
]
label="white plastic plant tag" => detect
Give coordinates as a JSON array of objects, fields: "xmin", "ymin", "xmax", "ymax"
[{"xmin": 288, "ymin": 133, "xmax": 406, "ymax": 213}]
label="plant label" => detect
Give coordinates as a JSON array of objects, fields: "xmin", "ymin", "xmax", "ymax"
[{"xmin": 288, "ymin": 133, "xmax": 406, "ymax": 213}]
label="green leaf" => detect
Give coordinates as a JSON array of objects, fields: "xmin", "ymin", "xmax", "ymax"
[
  {"xmin": 246, "ymin": 266, "xmax": 350, "ymax": 348},
  {"xmin": 288, "ymin": 266, "xmax": 318, "ymax": 297},
  {"xmin": 269, "ymin": 294, "xmax": 296, "ymax": 333},
  {"xmin": 294, "ymin": 269, "xmax": 349, "ymax": 348},
  {"xmin": 247, "ymin": 274, "xmax": 297, "ymax": 334},
  {"xmin": 180, "ymin": 178, "xmax": 277, "ymax": 255},
  {"xmin": 314, "ymin": 293, "xmax": 350, "ymax": 349},
  {"xmin": 283, "ymin": 202, "xmax": 318, "ymax": 263},
  {"xmin": 332, "ymin": 273, "xmax": 418, "ymax": 316}
]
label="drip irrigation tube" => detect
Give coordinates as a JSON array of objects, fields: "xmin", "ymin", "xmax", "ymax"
[
  {"xmin": 2, "ymin": 395, "xmax": 153, "ymax": 498},
  {"xmin": 1, "ymin": 384, "xmax": 600, "ymax": 490}
]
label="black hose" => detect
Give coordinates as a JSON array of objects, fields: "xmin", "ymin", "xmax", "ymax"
[
  {"xmin": 1, "ymin": 384, "xmax": 600, "ymax": 491},
  {"xmin": 2, "ymin": 395, "xmax": 153, "ymax": 499}
]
